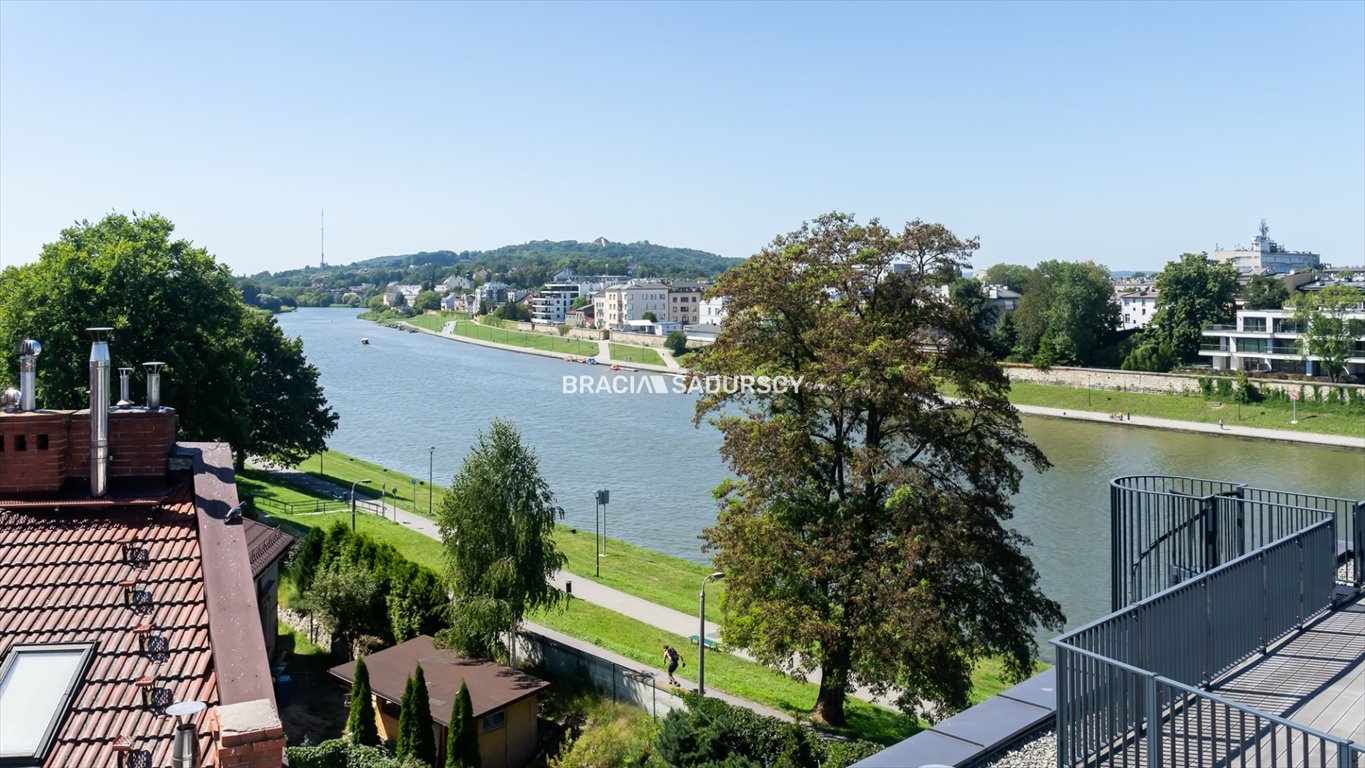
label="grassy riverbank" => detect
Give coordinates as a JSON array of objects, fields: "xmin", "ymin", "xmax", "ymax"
[
  {"xmin": 1006, "ymin": 380, "xmax": 1365, "ymax": 437},
  {"xmin": 608, "ymin": 343, "xmax": 665, "ymax": 366}
]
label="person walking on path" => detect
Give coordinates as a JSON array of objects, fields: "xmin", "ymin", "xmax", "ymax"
[
  {"xmin": 663, "ymin": 644, "xmax": 685, "ymax": 685},
  {"xmin": 1218, "ymin": 417, "xmax": 1225, "ymax": 430}
]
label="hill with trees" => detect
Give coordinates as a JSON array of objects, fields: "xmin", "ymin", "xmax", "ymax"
[{"xmin": 233, "ymin": 238, "xmax": 741, "ymax": 310}]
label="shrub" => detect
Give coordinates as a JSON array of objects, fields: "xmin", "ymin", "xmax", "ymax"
[
  {"xmin": 654, "ymin": 694, "xmax": 880, "ymax": 768},
  {"xmin": 287, "ymin": 738, "xmax": 429, "ymax": 768}
]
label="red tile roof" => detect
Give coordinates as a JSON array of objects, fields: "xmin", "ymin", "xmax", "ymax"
[{"xmin": 0, "ymin": 488, "xmax": 217, "ymax": 767}]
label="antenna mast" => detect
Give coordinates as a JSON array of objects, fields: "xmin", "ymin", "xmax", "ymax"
[{"xmin": 320, "ymin": 207, "xmax": 326, "ymax": 268}]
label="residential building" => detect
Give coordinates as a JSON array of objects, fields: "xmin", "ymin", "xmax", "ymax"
[
  {"xmin": 0, "ymin": 337, "xmax": 285, "ymax": 768},
  {"xmin": 667, "ymin": 281, "xmax": 705, "ymax": 324},
  {"xmin": 1199, "ymin": 306, "xmax": 1365, "ymax": 376},
  {"xmin": 933, "ymin": 283, "xmax": 1021, "ymax": 314},
  {"xmin": 685, "ymin": 323, "xmax": 722, "ymax": 344},
  {"xmin": 699, "ymin": 296, "xmax": 729, "ymax": 326},
  {"xmin": 1118, "ymin": 286, "xmax": 1159, "ymax": 330},
  {"xmin": 436, "ymin": 274, "xmax": 473, "ymax": 294},
  {"xmin": 592, "ymin": 282, "xmax": 670, "ymax": 330},
  {"xmin": 383, "ymin": 283, "xmax": 423, "ymax": 307},
  {"xmin": 330, "ymin": 635, "xmax": 549, "ymax": 768},
  {"xmin": 243, "ymin": 519, "xmax": 295, "ymax": 660},
  {"xmin": 565, "ymin": 304, "xmax": 594, "ymax": 328},
  {"xmin": 1212, "ymin": 220, "xmax": 1321, "ymax": 274},
  {"xmin": 472, "ymin": 282, "xmax": 512, "ymax": 312},
  {"xmin": 530, "ymin": 282, "xmax": 592, "ymax": 325},
  {"xmin": 441, "ymin": 291, "xmax": 474, "ymax": 313}
]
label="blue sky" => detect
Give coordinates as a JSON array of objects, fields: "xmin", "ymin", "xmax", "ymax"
[{"xmin": 1, "ymin": 1, "xmax": 1361, "ymax": 275}]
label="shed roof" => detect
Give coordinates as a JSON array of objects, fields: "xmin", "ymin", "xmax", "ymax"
[
  {"xmin": 242, "ymin": 518, "xmax": 295, "ymax": 579},
  {"xmin": 329, "ymin": 635, "xmax": 549, "ymax": 721}
]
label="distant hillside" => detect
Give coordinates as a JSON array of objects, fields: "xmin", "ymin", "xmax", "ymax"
[
  {"xmin": 234, "ymin": 238, "xmax": 741, "ymax": 309},
  {"xmin": 354, "ymin": 239, "xmax": 739, "ymax": 277}
]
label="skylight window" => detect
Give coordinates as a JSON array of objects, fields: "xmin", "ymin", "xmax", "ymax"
[{"xmin": 0, "ymin": 644, "xmax": 95, "ymax": 765}]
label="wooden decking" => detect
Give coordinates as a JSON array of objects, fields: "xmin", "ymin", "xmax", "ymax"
[{"xmin": 1212, "ymin": 595, "xmax": 1365, "ymax": 745}]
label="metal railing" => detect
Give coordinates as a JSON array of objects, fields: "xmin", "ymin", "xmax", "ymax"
[
  {"xmin": 1056, "ymin": 521, "xmax": 1351, "ymax": 766},
  {"xmin": 1110, "ymin": 476, "xmax": 1363, "ymax": 610},
  {"xmin": 252, "ymin": 495, "xmax": 383, "ymax": 516},
  {"xmin": 1056, "ymin": 476, "xmax": 1365, "ymax": 767}
]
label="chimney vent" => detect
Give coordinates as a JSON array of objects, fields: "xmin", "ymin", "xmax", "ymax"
[
  {"xmin": 17, "ymin": 339, "xmax": 41, "ymax": 411},
  {"xmin": 88, "ymin": 327, "xmax": 113, "ymax": 497},
  {"xmin": 144, "ymin": 362, "xmax": 165, "ymax": 411},
  {"xmin": 117, "ymin": 367, "xmax": 134, "ymax": 409}
]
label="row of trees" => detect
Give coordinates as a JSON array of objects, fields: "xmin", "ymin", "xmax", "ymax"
[{"xmin": 0, "ymin": 213, "xmax": 339, "ymax": 470}]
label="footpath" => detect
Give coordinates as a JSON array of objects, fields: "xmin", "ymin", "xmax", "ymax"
[
  {"xmin": 411, "ymin": 319, "xmax": 680, "ymax": 374},
  {"xmin": 1014, "ymin": 403, "xmax": 1365, "ymax": 449},
  {"xmin": 250, "ymin": 460, "xmax": 818, "ymax": 720}
]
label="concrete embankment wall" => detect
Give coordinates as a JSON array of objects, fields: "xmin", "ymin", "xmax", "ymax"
[
  {"xmin": 609, "ymin": 330, "xmax": 669, "ymax": 348},
  {"xmin": 1003, "ymin": 364, "xmax": 1365, "ymax": 400}
]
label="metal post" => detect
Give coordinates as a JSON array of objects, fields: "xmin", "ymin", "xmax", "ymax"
[
  {"xmin": 595, "ymin": 495, "xmax": 601, "ymax": 578},
  {"xmin": 411, "ymin": 478, "xmax": 416, "ymax": 511},
  {"xmin": 1145, "ymin": 674, "xmax": 1160, "ymax": 768},
  {"xmin": 428, "ymin": 446, "xmax": 435, "ymax": 515},
  {"xmin": 350, "ymin": 479, "xmax": 372, "ymax": 532},
  {"xmin": 699, "ymin": 571, "xmax": 724, "ymax": 696}
]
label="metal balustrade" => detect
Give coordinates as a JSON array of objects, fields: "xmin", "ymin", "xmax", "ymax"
[{"xmin": 1055, "ymin": 476, "xmax": 1365, "ymax": 768}]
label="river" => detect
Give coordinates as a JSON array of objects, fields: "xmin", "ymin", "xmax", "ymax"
[{"xmin": 278, "ymin": 309, "xmax": 1365, "ymax": 634}]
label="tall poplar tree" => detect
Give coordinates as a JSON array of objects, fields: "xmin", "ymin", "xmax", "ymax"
[
  {"xmin": 445, "ymin": 681, "xmax": 481, "ymax": 768},
  {"xmin": 693, "ymin": 213, "xmax": 1062, "ymax": 726}
]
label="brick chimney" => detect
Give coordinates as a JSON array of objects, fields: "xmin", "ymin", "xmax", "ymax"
[
  {"xmin": 210, "ymin": 700, "xmax": 286, "ymax": 768},
  {"xmin": 0, "ymin": 410, "xmax": 177, "ymax": 496}
]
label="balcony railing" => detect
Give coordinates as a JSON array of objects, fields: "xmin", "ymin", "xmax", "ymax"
[{"xmin": 1052, "ymin": 476, "xmax": 1365, "ymax": 767}]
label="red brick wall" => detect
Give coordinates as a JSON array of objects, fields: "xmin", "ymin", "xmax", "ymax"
[{"xmin": 0, "ymin": 409, "xmax": 178, "ymax": 494}]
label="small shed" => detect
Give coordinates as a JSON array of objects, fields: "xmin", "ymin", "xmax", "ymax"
[{"xmin": 330, "ymin": 635, "xmax": 550, "ymax": 768}]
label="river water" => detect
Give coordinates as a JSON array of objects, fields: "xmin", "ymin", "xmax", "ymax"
[{"xmin": 278, "ymin": 309, "xmax": 1365, "ymax": 635}]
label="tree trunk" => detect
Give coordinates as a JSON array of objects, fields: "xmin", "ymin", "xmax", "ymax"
[
  {"xmin": 813, "ymin": 642, "xmax": 852, "ymax": 727},
  {"xmin": 234, "ymin": 449, "xmax": 246, "ymax": 472}
]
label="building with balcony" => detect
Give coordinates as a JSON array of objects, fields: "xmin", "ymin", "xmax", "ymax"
[
  {"xmin": 529, "ymin": 282, "xmax": 591, "ymax": 325},
  {"xmin": 592, "ymin": 282, "xmax": 669, "ymax": 330},
  {"xmin": 1200, "ymin": 308, "xmax": 1365, "ymax": 377}
]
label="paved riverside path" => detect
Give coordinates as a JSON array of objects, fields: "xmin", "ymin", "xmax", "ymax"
[
  {"xmin": 247, "ymin": 460, "xmax": 875, "ymax": 715},
  {"xmin": 1012, "ymin": 403, "xmax": 1365, "ymax": 449}
]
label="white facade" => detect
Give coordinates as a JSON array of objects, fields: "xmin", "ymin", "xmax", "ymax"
[
  {"xmin": 593, "ymin": 282, "xmax": 670, "ymax": 330},
  {"xmin": 699, "ymin": 296, "xmax": 729, "ymax": 326},
  {"xmin": 1212, "ymin": 220, "xmax": 1321, "ymax": 274},
  {"xmin": 1199, "ymin": 308, "xmax": 1365, "ymax": 377},
  {"xmin": 1118, "ymin": 288, "xmax": 1159, "ymax": 330},
  {"xmin": 529, "ymin": 282, "xmax": 591, "ymax": 325}
]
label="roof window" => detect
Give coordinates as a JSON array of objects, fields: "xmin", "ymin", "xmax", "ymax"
[{"xmin": 0, "ymin": 643, "xmax": 95, "ymax": 765}]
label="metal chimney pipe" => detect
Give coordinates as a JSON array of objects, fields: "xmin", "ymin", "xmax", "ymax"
[
  {"xmin": 117, "ymin": 367, "xmax": 134, "ymax": 408},
  {"xmin": 144, "ymin": 362, "xmax": 165, "ymax": 410},
  {"xmin": 88, "ymin": 328, "xmax": 113, "ymax": 498},
  {"xmin": 17, "ymin": 339, "xmax": 41, "ymax": 411}
]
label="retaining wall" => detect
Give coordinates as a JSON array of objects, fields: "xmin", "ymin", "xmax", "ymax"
[
  {"xmin": 609, "ymin": 330, "xmax": 669, "ymax": 348},
  {"xmin": 1003, "ymin": 364, "xmax": 1365, "ymax": 399}
]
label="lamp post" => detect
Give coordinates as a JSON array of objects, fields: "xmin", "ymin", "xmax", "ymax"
[
  {"xmin": 428, "ymin": 446, "xmax": 435, "ymax": 515},
  {"xmin": 698, "ymin": 571, "xmax": 724, "ymax": 696},
  {"xmin": 594, "ymin": 489, "xmax": 609, "ymax": 577},
  {"xmin": 350, "ymin": 479, "xmax": 373, "ymax": 532}
]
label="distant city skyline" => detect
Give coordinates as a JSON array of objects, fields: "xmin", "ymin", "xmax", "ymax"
[{"xmin": 1, "ymin": 1, "xmax": 1361, "ymax": 275}]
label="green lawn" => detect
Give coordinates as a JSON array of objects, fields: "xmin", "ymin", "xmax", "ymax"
[
  {"xmin": 555, "ymin": 526, "xmax": 724, "ymax": 623},
  {"xmin": 404, "ymin": 313, "xmax": 449, "ymax": 332},
  {"xmin": 608, "ymin": 343, "xmax": 665, "ymax": 366},
  {"xmin": 450, "ymin": 319, "xmax": 599, "ymax": 356},
  {"xmin": 289, "ymin": 451, "xmax": 446, "ymax": 517},
  {"xmin": 1006, "ymin": 380, "xmax": 1365, "ymax": 437},
  {"xmin": 531, "ymin": 599, "xmax": 918, "ymax": 745}
]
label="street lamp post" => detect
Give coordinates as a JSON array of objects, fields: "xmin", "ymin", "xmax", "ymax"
[
  {"xmin": 350, "ymin": 479, "xmax": 373, "ymax": 532},
  {"xmin": 411, "ymin": 478, "xmax": 417, "ymax": 511},
  {"xmin": 428, "ymin": 446, "xmax": 435, "ymax": 515},
  {"xmin": 699, "ymin": 572, "xmax": 724, "ymax": 696},
  {"xmin": 594, "ymin": 490, "xmax": 609, "ymax": 577}
]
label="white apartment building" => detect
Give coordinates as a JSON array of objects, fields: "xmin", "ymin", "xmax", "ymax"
[
  {"xmin": 1199, "ymin": 308, "xmax": 1365, "ymax": 377},
  {"xmin": 529, "ymin": 282, "xmax": 592, "ymax": 325},
  {"xmin": 1212, "ymin": 220, "xmax": 1321, "ymax": 274},
  {"xmin": 1118, "ymin": 287, "xmax": 1159, "ymax": 330},
  {"xmin": 593, "ymin": 282, "xmax": 670, "ymax": 330},
  {"xmin": 699, "ymin": 296, "xmax": 729, "ymax": 326},
  {"xmin": 667, "ymin": 282, "xmax": 705, "ymax": 324}
]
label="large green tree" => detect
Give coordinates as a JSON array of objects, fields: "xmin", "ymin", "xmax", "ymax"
[
  {"xmin": 306, "ymin": 559, "xmax": 381, "ymax": 659},
  {"xmin": 1012, "ymin": 260, "xmax": 1119, "ymax": 365},
  {"xmin": 396, "ymin": 665, "xmax": 438, "ymax": 767},
  {"xmin": 982, "ymin": 263, "xmax": 1031, "ymax": 293},
  {"xmin": 437, "ymin": 420, "xmax": 566, "ymax": 658},
  {"xmin": 1292, "ymin": 284, "xmax": 1364, "ymax": 382},
  {"xmin": 1144, "ymin": 253, "xmax": 1239, "ymax": 363},
  {"xmin": 346, "ymin": 656, "xmax": 381, "ymax": 746},
  {"xmin": 241, "ymin": 311, "xmax": 338, "ymax": 470},
  {"xmin": 1241, "ymin": 274, "xmax": 1291, "ymax": 311},
  {"xmin": 0, "ymin": 212, "xmax": 336, "ymax": 469},
  {"xmin": 694, "ymin": 213, "xmax": 1061, "ymax": 726}
]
